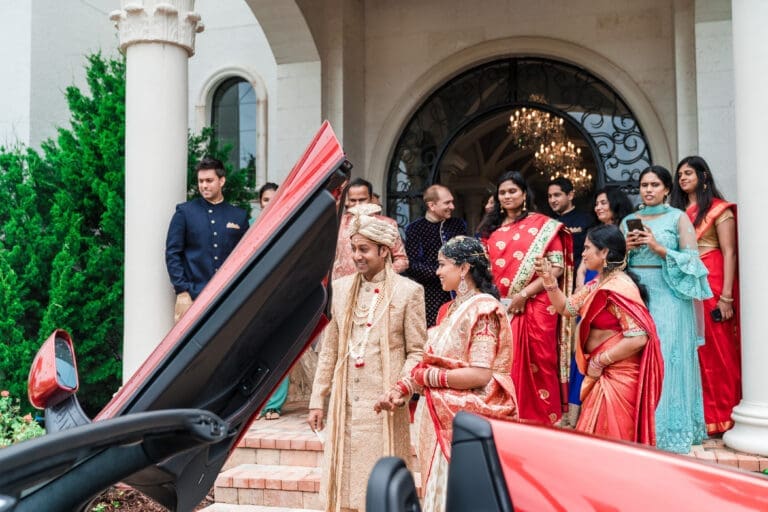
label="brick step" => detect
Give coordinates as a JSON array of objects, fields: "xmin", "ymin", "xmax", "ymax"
[
  {"xmin": 216, "ymin": 462, "xmax": 422, "ymax": 507},
  {"xmin": 224, "ymin": 408, "xmax": 417, "ymax": 470},
  {"xmin": 199, "ymin": 504, "xmax": 319, "ymax": 512},
  {"xmin": 223, "ymin": 408, "xmax": 323, "ymax": 471},
  {"xmin": 215, "ymin": 464, "xmax": 322, "ymax": 509},
  {"xmin": 215, "ymin": 403, "xmax": 422, "ymax": 508}
]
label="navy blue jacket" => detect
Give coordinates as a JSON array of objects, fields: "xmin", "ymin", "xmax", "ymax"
[{"xmin": 165, "ymin": 197, "xmax": 249, "ymax": 299}]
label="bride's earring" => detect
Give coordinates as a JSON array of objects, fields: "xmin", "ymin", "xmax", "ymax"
[{"xmin": 458, "ymin": 274, "xmax": 469, "ymax": 295}]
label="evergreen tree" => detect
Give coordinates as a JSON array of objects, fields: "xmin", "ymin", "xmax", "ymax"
[
  {"xmin": 0, "ymin": 251, "xmax": 30, "ymax": 401},
  {"xmin": 35, "ymin": 54, "xmax": 125, "ymax": 412},
  {"xmin": 0, "ymin": 148, "xmax": 60, "ymax": 338}
]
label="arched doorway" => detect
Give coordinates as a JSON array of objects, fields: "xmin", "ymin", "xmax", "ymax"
[{"xmin": 387, "ymin": 58, "xmax": 651, "ymax": 233}]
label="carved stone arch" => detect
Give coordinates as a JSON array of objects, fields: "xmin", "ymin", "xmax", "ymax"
[{"xmin": 241, "ymin": 0, "xmax": 321, "ymax": 181}]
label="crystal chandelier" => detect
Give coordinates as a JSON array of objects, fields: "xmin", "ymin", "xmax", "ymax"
[
  {"xmin": 506, "ymin": 100, "xmax": 594, "ymax": 196},
  {"xmin": 507, "ymin": 107, "xmax": 565, "ymax": 149},
  {"xmin": 534, "ymin": 140, "xmax": 593, "ymax": 195},
  {"xmin": 535, "ymin": 140, "xmax": 582, "ymax": 171}
]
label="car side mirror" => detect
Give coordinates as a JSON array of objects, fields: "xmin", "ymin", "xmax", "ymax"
[{"xmin": 28, "ymin": 330, "xmax": 79, "ymax": 409}]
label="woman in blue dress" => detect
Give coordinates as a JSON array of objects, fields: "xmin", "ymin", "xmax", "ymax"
[{"xmin": 622, "ymin": 165, "xmax": 712, "ymax": 454}]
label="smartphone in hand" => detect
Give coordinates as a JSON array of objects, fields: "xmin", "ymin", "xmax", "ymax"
[
  {"xmin": 710, "ymin": 307, "xmax": 723, "ymax": 323},
  {"xmin": 626, "ymin": 219, "xmax": 644, "ymax": 232}
]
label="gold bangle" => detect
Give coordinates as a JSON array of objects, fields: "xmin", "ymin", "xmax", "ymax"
[{"xmin": 719, "ymin": 296, "xmax": 734, "ymax": 303}]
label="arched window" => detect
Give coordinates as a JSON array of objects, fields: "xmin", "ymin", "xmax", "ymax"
[
  {"xmin": 387, "ymin": 57, "xmax": 652, "ymax": 231},
  {"xmin": 211, "ymin": 77, "xmax": 258, "ymax": 171}
]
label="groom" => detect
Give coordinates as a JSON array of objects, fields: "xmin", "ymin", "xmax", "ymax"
[{"xmin": 308, "ymin": 203, "xmax": 425, "ymax": 512}]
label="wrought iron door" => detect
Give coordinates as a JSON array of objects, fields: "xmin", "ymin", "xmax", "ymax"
[{"xmin": 387, "ymin": 58, "xmax": 651, "ymax": 230}]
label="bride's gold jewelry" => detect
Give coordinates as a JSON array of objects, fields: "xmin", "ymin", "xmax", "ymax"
[{"xmin": 448, "ymin": 288, "xmax": 478, "ymax": 316}]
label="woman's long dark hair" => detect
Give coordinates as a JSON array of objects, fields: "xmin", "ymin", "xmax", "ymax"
[
  {"xmin": 587, "ymin": 224, "xmax": 648, "ymax": 304},
  {"xmin": 593, "ymin": 187, "xmax": 634, "ymax": 225},
  {"xmin": 669, "ymin": 155, "xmax": 725, "ymax": 227},
  {"xmin": 440, "ymin": 236, "xmax": 499, "ymax": 299},
  {"xmin": 477, "ymin": 171, "xmax": 534, "ymax": 238}
]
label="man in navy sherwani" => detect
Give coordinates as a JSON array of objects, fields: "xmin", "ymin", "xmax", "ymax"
[{"xmin": 165, "ymin": 157, "xmax": 249, "ymax": 323}]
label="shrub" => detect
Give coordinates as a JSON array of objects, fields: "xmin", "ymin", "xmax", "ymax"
[{"xmin": 0, "ymin": 390, "xmax": 45, "ymax": 447}]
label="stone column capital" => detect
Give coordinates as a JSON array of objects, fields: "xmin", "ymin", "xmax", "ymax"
[{"xmin": 110, "ymin": 1, "xmax": 204, "ymax": 56}]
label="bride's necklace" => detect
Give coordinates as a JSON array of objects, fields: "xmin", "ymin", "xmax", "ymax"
[
  {"xmin": 349, "ymin": 286, "xmax": 382, "ymax": 368},
  {"xmin": 448, "ymin": 289, "xmax": 478, "ymax": 317}
]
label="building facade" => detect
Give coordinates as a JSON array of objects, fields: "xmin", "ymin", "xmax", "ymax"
[{"xmin": 3, "ymin": 0, "xmax": 766, "ymax": 455}]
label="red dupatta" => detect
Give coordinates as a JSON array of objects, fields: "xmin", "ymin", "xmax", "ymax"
[
  {"xmin": 487, "ymin": 213, "xmax": 574, "ymax": 415},
  {"xmin": 686, "ymin": 198, "xmax": 742, "ymax": 434}
]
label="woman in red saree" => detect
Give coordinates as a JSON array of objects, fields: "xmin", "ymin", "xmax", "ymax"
[
  {"xmin": 671, "ymin": 156, "xmax": 741, "ymax": 435},
  {"xmin": 535, "ymin": 224, "xmax": 663, "ymax": 443},
  {"xmin": 479, "ymin": 171, "xmax": 573, "ymax": 425},
  {"xmin": 375, "ymin": 236, "xmax": 517, "ymax": 512}
]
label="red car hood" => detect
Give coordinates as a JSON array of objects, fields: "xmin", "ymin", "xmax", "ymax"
[{"xmin": 491, "ymin": 418, "xmax": 768, "ymax": 511}]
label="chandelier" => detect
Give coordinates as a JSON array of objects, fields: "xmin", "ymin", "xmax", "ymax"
[
  {"xmin": 535, "ymin": 140, "xmax": 581, "ymax": 171},
  {"xmin": 507, "ymin": 107, "xmax": 565, "ymax": 149},
  {"xmin": 534, "ymin": 140, "xmax": 593, "ymax": 195},
  {"xmin": 506, "ymin": 99, "xmax": 594, "ymax": 196}
]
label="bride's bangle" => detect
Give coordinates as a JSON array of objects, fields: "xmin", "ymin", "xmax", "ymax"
[{"xmin": 719, "ymin": 295, "xmax": 734, "ymax": 303}]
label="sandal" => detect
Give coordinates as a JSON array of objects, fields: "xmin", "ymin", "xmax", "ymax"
[{"xmin": 264, "ymin": 409, "xmax": 281, "ymax": 420}]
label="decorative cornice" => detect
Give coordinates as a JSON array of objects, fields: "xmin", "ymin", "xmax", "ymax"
[{"xmin": 110, "ymin": 2, "xmax": 204, "ymax": 55}]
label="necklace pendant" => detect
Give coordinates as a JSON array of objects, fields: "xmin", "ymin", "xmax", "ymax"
[{"xmin": 354, "ymin": 357, "xmax": 365, "ymax": 368}]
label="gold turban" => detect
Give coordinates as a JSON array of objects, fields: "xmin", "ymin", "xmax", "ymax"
[{"xmin": 346, "ymin": 203, "xmax": 398, "ymax": 248}]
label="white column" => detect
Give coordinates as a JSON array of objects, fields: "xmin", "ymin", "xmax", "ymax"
[
  {"xmin": 673, "ymin": 0, "xmax": 698, "ymax": 160},
  {"xmin": 723, "ymin": 0, "xmax": 768, "ymax": 456},
  {"xmin": 110, "ymin": 1, "xmax": 204, "ymax": 381}
]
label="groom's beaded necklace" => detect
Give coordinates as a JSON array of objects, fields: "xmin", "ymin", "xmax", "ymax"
[{"xmin": 349, "ymin": 286, "xmax": 382, "ymax": 368}]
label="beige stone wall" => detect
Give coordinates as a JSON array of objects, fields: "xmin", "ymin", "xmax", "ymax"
[{"xmin": 357, "ymin": 0, "xmax": 679, "ymax": 193}]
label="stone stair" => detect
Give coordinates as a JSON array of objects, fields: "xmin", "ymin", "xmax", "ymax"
[{"xmin": 199, "ymin": 401, "xmax": 421, "ymax": 512}]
